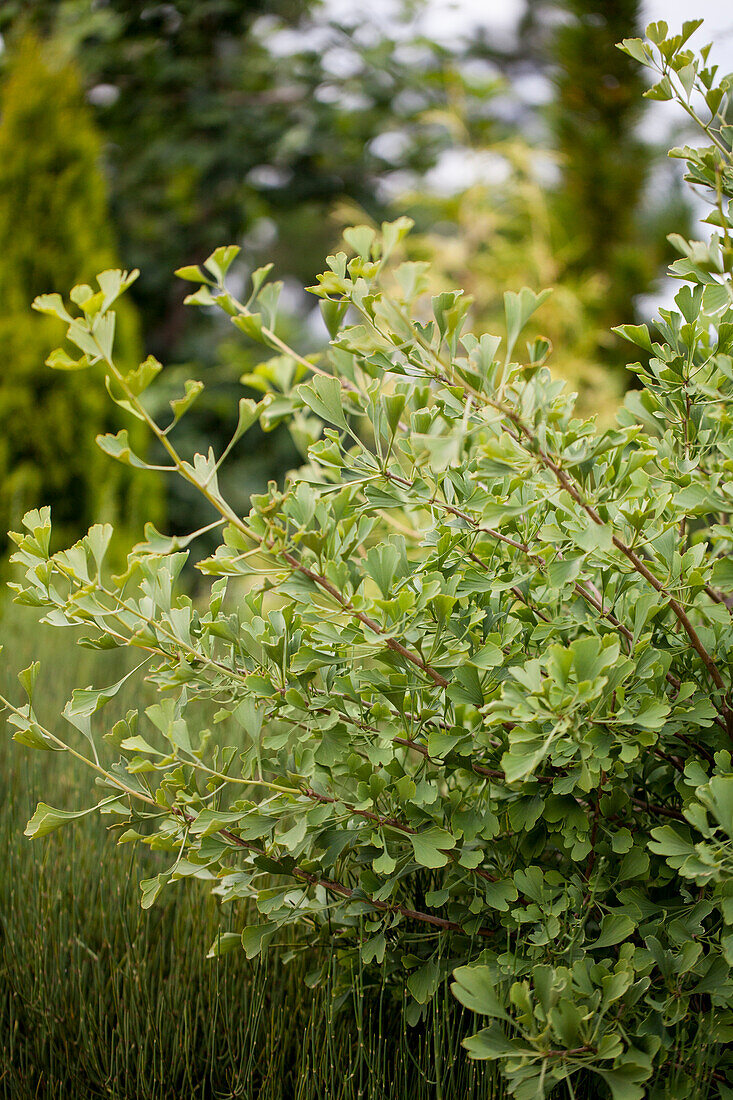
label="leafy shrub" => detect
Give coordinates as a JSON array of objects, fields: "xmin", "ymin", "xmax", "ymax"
[{"xmin": 4, "ymin": 20, "xmax": 733, "ymax": 1100}]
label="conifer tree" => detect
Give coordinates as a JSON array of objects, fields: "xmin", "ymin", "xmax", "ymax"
[
  {"xmin": 478, "ymin": 0, "xmax": 689, "ymax": 372},
  {"xmin": 0, "ymin": 34, "xmax": 153, "ymax": 553},
  {"xmin": 538, "ymin": 1, "xmax": 690, "ymax": 364}
]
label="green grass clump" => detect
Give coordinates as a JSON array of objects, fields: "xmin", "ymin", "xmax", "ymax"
[{"xmin": 0, "ymin": 604, "xmax": 500, "ymax": 1099}]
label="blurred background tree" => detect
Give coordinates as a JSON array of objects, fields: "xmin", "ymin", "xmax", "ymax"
[
  {"xmin": 0, "ymin": 32, "xmax": 156, "ymax": 555},
  {"xmin": 468, "ymin": 0, "xmax": 690, "ymax": 364},
  {"xmin": 387, "ymin": 141, "xmax": 623, "ymax": 422},
  {"xmin": 528, "ymin": 0, "xmax": 690, "ymax": 348},
  {"xmin": 0, "ymin": 0, "xmax": 469, "ymax": 357}
]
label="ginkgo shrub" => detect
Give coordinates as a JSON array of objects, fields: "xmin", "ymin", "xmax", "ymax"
[{"xmin": 4, "ymin": 20, "xmax": 733, "ymax": 1100}]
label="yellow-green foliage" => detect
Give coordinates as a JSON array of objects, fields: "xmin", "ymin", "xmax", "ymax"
[
  {"xmin": 0, "ymin": 34, "xmax": 154, "ymax": 553},
  {"xmin": 389, "ymin": 143, "xmax": 626, "ymax": 424}
]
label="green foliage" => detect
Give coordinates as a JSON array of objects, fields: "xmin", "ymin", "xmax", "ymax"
[
  {"xmin": 0, "ymin": 606, "xmax": 499, "ymax": 1099},
  {"xmin": 0, "ymin": 34, "xmax": 156, "ymax": 554},
  {"xmin": 7, "ymin": 22, "xmax": 733, "ymax": 1099}
]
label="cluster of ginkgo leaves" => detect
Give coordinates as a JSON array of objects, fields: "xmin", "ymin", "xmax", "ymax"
[{"xmin": 3, "ymin": 20, "xmax": 733, "ymax": 1100}]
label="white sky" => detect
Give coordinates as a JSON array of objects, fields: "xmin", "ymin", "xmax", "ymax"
[
  {"xmin": 413, "ymin": 0, "xmax": 733, "ymax": 67},
  {"xmin": 316, "ymin": 0, "xmax": 733, "ymax": 142}
]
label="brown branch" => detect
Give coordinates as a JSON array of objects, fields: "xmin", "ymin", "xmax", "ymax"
[
  {"xmin": 675, "ymin": 731, "xmax": 715, "ymax": 766},
  {"xmin": 291, "ymin": 865, "xmax": 495, "ymax": 935},
  {"xmin": 302, "ymin": 787, "xmax": 497, "ymax": 885},
  {"xmin": 629, "ymin": 796, "xmax": 685, "ymax": 821},
  {"xmin": 303, "ymin": 787, "xmax": 416, "ymax": 833},
  {"xmin": 499, "ymin": 410, "xmax": 732, "ymax": 734},
  {"xmin": 213, "ymin": 821, "xmax": 494, "ymax": 938},
  {"xmin": 704, "ymin": 583, "xmax": 725, "ymax": 606},
  {"xmin": 393, "ymin": 735, "xmax": 554, "ymax": 784},
  {"xmin": 397, "ymin": 737, "xmax": 686, "ymax": 825},
  {"xmin": 652, "ymin": 747, "xmax": 686, "ymax": 774},
  {"xmin": 280, "ymin": 548, "xmax": 448, "ymax": 689},
  {"xmin": 384, "ymin": 470, "xmax": 685, "ymax": 693}
]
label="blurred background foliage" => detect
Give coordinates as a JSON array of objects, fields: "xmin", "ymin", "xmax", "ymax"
[
  {"xmin": 473, "ymin": 0, "xmax": 690, "ymax": 362},
  {"xmin": 0, "ymin": 32, "xmax": 158, "ymax": 555},
  {"xmin": 0, "ymin": 0, "xmax": 690, "ymax": 550}
]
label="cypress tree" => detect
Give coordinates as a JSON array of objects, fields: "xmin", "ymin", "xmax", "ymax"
[
  {"xmin": 0, "ymin": 33, "xmax": 153, "ymax": 554},
  {"xmin": 476, "ymin": 0, "xmax": 689, "ymax": 374},
  {"xmin": 537, "ymin": 0, "xmax": 689, "ymax": 360}
]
